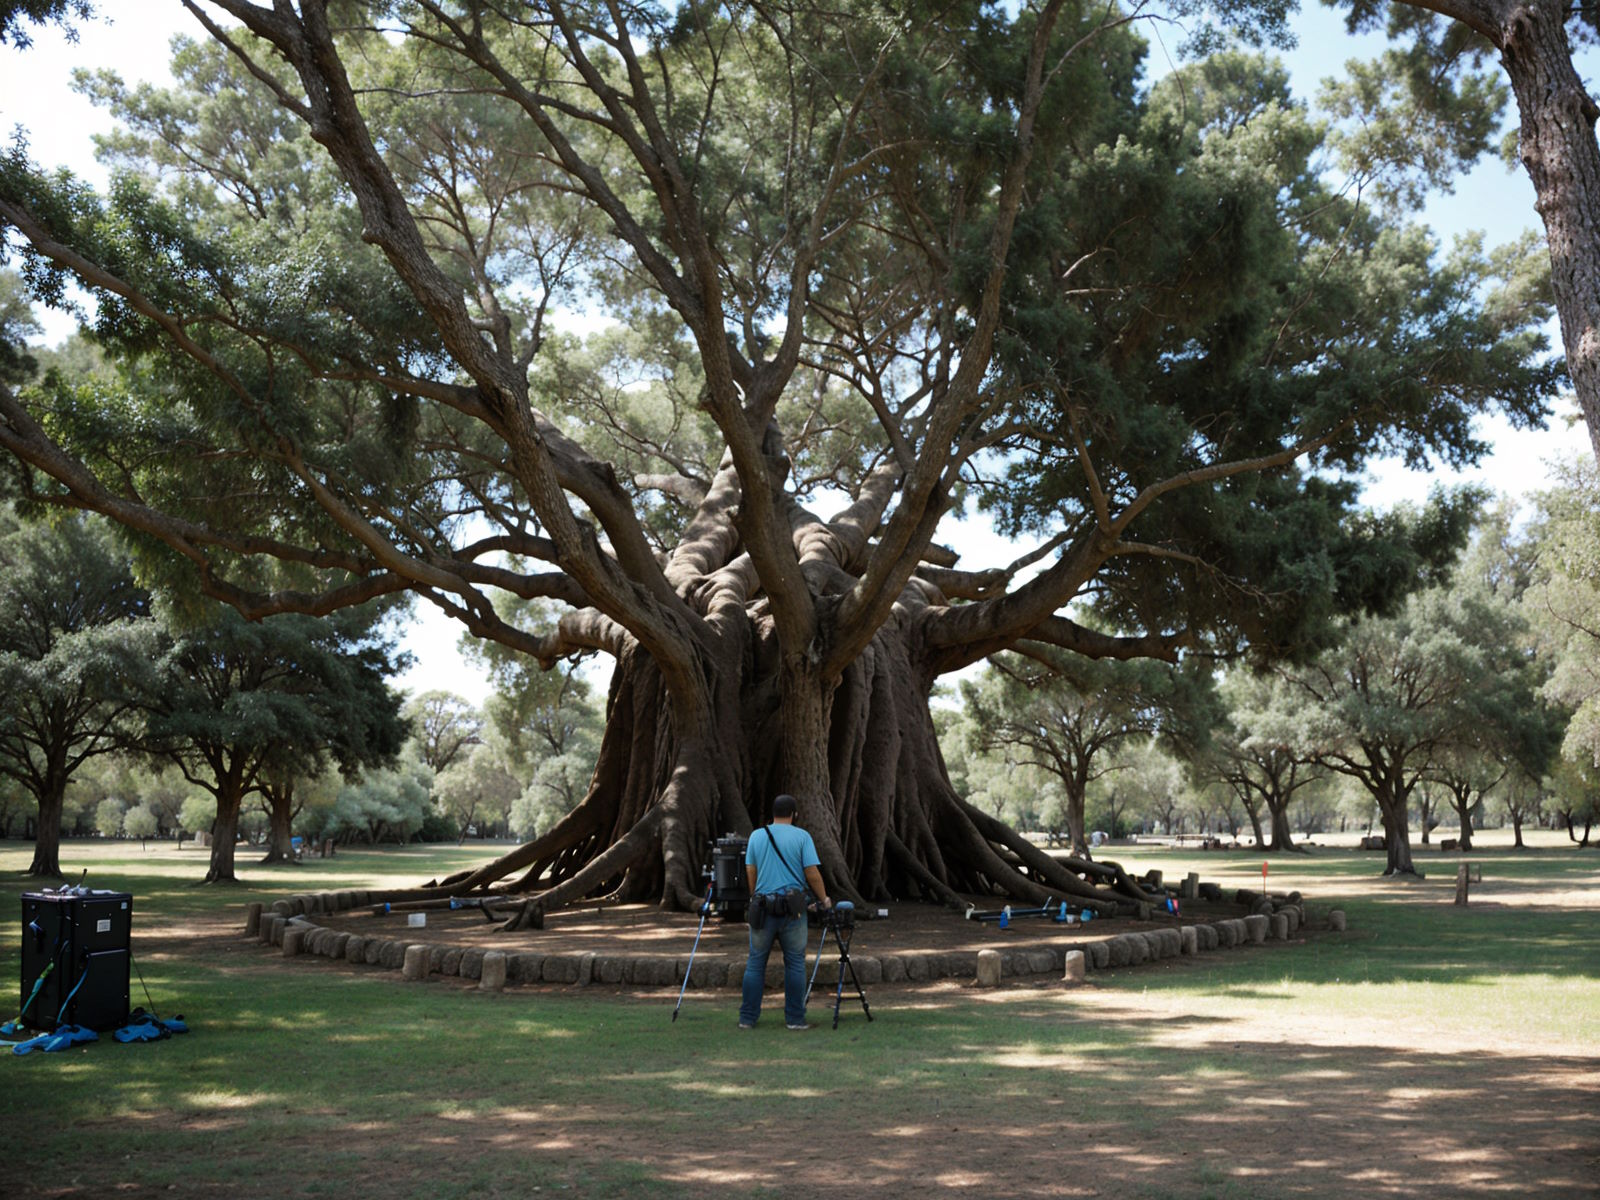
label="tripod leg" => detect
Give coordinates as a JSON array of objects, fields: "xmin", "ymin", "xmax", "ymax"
[
  {"xmin": 833, "ymin": 929, "xmax": 873, "ymax": 1025},
  {"xmin": 671, "ymin": 888, "xmax": 714, "ymax": 1022},
  {"xmin": 804, "ymin": 920, "xmax": 827, "ymax": 1007}
]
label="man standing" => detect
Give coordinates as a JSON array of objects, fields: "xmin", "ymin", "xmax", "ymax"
[{"xmin": 741, "ymin": 793, "xmax": 830, "ymax": 1030}]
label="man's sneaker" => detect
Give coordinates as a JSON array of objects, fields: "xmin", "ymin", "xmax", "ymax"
[
  {"xmin": 738, "ymin": 1022, "xmax": 756, "ymax": 1030},
  {"xmin": 786, "ymin": 1021, "xmax": 814, "ymax": 1031}
]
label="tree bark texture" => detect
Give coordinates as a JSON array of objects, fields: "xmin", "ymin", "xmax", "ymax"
[
  {"xmin": 26, "ymin": 776, "xmax": 66, "ymax": 878},
  {"xmin": 1498, "ymin": 0, "xmax": 1600, "ymax": 463},
  {"xmin": 438, "ymin": 578, "xmax": 1154, "ymax": 917}
]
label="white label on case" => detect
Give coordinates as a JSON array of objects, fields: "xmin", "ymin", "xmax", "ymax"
[{"xmin": 96, "ymin": 918, "xmax": 111, "ymax": 933}]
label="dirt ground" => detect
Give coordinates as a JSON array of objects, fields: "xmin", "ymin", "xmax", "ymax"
[
  {"xmin": 314, "ymin": 893, "xmax": 1246, "ymax": 969},
  {"xmin": 242, "ymin": 882, "xmax": 1598, "ymax": 1198}
]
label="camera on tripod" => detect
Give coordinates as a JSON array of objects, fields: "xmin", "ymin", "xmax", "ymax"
[
  {"xmin": 703, "ymin": 833, "xmax": 749, "ymax": 922},
  {"xmin": 811, "ymin": 899, "xmax": 855, "ymax": 929}
]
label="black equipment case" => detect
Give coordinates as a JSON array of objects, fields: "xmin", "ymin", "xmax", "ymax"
[{"xmin": 19, "ymin": 890, "xmax": 133, "ymax": 1032}]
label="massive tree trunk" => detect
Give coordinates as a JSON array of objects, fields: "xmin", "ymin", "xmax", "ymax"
[{"xmin": 437, "ymin": 571, "xmax": 1155, "ymax": 918}]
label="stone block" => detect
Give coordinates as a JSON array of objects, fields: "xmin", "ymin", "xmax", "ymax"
[
  {"xmin": 1026, "ymin": 949, "xmax": 1057, "ymax": 974},
  {"xmin": 402, "ymin": 943, "xmax": 430, "ymax": 981},
  {"xmin": 1062, "ymin": 950, "xmax": 1086, "ymax": 985},
  {"xmin": 1244, "ymin": 914, "xmax": 1269, "ymax": 944},
  {"xmin": 1180, "ymin": 873, "xmax": 1200, "ymax": 901},
  {"xmin": 1198, "ymin": 882, "xmax": 1224, "ymax": 903},
  {"xmin": 479, "ymin": 950, "xmax": 508, "ymax": 991},
  {"xmin": 1284, "ymin": 906, "xmax": 1301, "ymax": 936},
  {"xmin": 976, "ymin": 948, "xmax": 1003, "ymax": 987},
  {"xmin": 1087, "ymin": 940, "xmax": 1110, "ymax": 970},
  {"xmin": 1139, "ymin": 932, "xmax": 1164, "ymax": 961},
  {"xmin": 597, "ymin": 956, "xmax": 625, "ymax": 985},
  {"xmin": 1135, "ymin": 902, "xmax": 1153, "ymax": 922},
  {"xmin": 379, "ymin": 940, "xmax": 407, "ymax": 969},
  {"xmin": 1126, "ymin": 934, "xmax": 1150, "ymax": 965},
  {"xmin": 282, "ymin": 926, "xmax": 306, "ymax": 957},
  {"xmin": 460, "ymin": 948, "xmax": 485, "ymax": 981},
  {"xmin": 904, "ymin": 955, "xmax": 929, "ymax": 982},
  {"xmin": 1328, "ymin": 909, "xmax": 1347, "ymax": 932},
  {"xmin": 328, "ymin": 932, "xmax": 350, "ymax": 959},
  {"xmin": 1196, "ymin": 923, "xmax": 1218, "ymax": 951},
  {"xmin": 344, "ymin": 935, "xmax": 366, "ymax": 962},
  {"xmin": 244, "ymin": 902, "xmax": 263, "ymax": 936},
  {"xmin": 544, "ymin": 960, "xmax": 582, "ymax": 985},
  {"xmin": 882, "ymin": 956, "xmax": 908, "ymax": 983},
  {"xmin": 1179, "ymin": 926, "xmax": 1198, "ymax": 956},
  {"xmin": 270, "ymin": 899, "xmax": 293, "ymax": 917},
  {"xmin": 1270, "ymin": 913, "xmax": 1289, "ymax": 941},
  {"xmin": 852, "ymin": 957, "xmax": 882, "ymax": 986},
  {"xmin": 576, "ymin": 952, "xmax": 596, "ymax": 986},
  {"xmin": 1106, "ymin": 937, "xmax": 1131, "ymax": 968},
  {"xmin": 1215, "ymin": 921, "xmax": 1238, "ymax": 949},
  {"xmin": 440, "ymin": 948, "xmax": 463, "ymax": 976}
]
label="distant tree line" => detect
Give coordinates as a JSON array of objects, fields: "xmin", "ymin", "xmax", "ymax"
[
  {"xmin": 0, "ymin": 496, "xmax": 603, "ymax": 881},
  {"xmin": 940, "ymin": 473, "xmax": 1600, "ymax": 871}
]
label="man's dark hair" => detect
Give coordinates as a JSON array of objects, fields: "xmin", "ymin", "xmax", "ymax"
[{"xmin": 773, "ymin": 793, "xmax": 798, "ymax": 819}]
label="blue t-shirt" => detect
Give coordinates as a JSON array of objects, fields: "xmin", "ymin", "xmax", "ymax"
[{"xmin": 746, "ymin": 823, "xmax": 821, "ymax": 895}]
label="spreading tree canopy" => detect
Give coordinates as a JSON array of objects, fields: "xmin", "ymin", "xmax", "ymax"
[
  {"xmin": 0, "ymin": 509, "xmax": 155, "ymax": 875},
  {"xmin": 142, "ymin": 600, "xmax": 409, "ymax": 882},
  {"xmin": 0, "ymin": 1, "xmax": 1565, "ymax": 913}
]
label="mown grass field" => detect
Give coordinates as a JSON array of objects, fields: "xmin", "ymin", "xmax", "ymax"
[{"xmin": 2, "ymin": 833, "xmax": 1596, "ymax": 1200}]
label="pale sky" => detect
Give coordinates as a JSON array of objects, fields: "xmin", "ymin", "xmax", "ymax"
[{"xmin": 2, "ymin": 2, "xmax": 1592, "ymax": 703}]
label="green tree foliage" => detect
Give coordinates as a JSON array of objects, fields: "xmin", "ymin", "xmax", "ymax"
[
  {"xmin": 0, "ymin": 509, "xmax": 155, "ymax": 875},
  {"xmin": 141, "ymin": 600, "xmax": 408, "ymax": 882},
  {"xmin": 1525, "ymin": 458, "xmax": 1600, "ymax": 769},
  {"xmin": 959, "ymin": 649, "xmax": 1211, "ymax": 857},
  {"xmin": 121, "ymin": 801, "xmax": 157, "ymax": 846},
  {"xmin": 1332, "ymin": 0, "xmax": 1600, "ymax": 464},
  {"xmin": 1266, "ymin": 527, "xmax": 1549, "ymax": 874},
  {"xmin": 0, "ymin": 5, "xmax": 1565, "ymax": 910},
  {"xmin": 434, "ymin": 743, "xmax": 521, "ymax": 843},
  {"xmin": 404, "ymin": 690, "xmax": 483, "ymax": 774},
  {"xmin": 92, "ymin": 794, "xmax": 124, "ymax": 837},
  {"xmin": 1193, "ymin": 668, "xmax": 1328, "ymax": 851},
  {"xmin": 323, "ymin": 745, "xmax": 433, "ymax": 845}
]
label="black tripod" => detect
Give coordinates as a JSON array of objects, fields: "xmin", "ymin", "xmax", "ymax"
[{"xmin": 805, "ymin": 910, "xmax": 873, "ymax": 1029}]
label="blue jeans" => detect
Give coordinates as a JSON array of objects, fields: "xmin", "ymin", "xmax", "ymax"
[{"xmin": 740, "ymin": 910, "xmax": 810, "ymax": 1026}]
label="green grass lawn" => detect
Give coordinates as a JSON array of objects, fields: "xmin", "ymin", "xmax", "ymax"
[{"xmin": 2, "ymin": 836, "xmax": 1596, "ymax": 1200}]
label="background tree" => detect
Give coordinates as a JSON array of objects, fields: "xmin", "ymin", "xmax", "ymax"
[
  {"xmin": 1193, "ymin": 669, "xmax": 1327, "ymax": 851},
  {"xmin": 1268, "ymin": 532, "xmax": 1539, "ymax": 874},
  {"xmin": 405, "ymin": 690, "xmax": 483, "ymax": 774},
  {"xmin": 323, "ymin": 746, "xmax": 433, "ymax": 846},
  {"xmin": 1525, "ymin": 459, "xmax": 1600, "ymax": 768},
  {"xmin": 0, "ymin": 4, "xmax": 1562, "ymax": 912},
  {"xmin": 434, "ymin": 743, "xmax": 521, "ymax": 845},
  {"xmin": 92, "ymin": 795, "xmax": 124, "ymax": 838},
  {"xmin": 142, "ymin": 601, "xmax": 408, "ymax": 882},
  {"xmin": 0, "ymin": 509, "xmax": 155, "ymax": 875},
  {"xmin": 959, "ymin": 649, "xmax": 1208, "ymax": 861},
  {"xmin": 122, "ymin": 801, "xmax": 158, "ymax": 848},
  {"xmin": 1087, "ymin": 740, "xmax": 1184, "ymax": 842}
]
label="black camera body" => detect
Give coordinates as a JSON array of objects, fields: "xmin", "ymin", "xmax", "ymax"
[
  {"xmin": 811, "ymin": 899, "xmax": 856, "ymax": 929},
  {"xmin": 704, "ymin": 833, "xmax": 749, "ymax": 922}
]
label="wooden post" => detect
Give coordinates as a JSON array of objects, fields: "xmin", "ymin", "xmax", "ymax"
[{"xmin": 1455, "ymin": 863, "xmax": 1470, "ymax": 906}]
